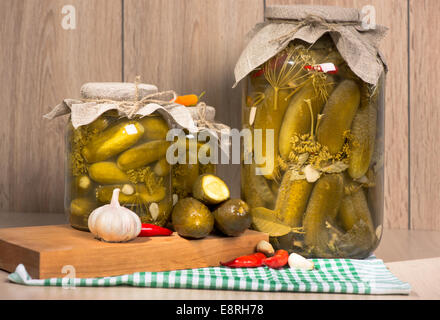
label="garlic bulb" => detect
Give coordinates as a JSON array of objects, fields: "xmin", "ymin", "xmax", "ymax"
[{"xmin": 88, "ymin": 188, "xmax": 141, "ymax": 242}]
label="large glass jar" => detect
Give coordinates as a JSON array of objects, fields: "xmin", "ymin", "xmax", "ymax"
[
  {"xmin": 242, "ymin": 35, "xmax": 385, "ymax": 258},
  {"xmin": 66, "ymin": 112, "xmax": 173, "ymax": 231}
]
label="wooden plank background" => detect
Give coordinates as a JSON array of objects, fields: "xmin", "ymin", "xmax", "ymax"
[
  {"xmin": 0, "ymin": 0, "xmax": 122, "ymax": 213},
  {"xmin": 123, "ymin": 0, "xmax": 264, "ymax": 199},
  {"xmin": 0, "ymin": 0, "xmax": 437, "ymax": 231},
  {"xmin": 409, "ymin": 0, "xmax": 440, "ymax": 230}
]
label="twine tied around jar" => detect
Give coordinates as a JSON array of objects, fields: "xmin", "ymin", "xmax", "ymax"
[
  {"xmin": 80, "ymin": 76, "xmax": 178, "ymax": 119},
  {"xmin": 193, "ymin": 102, "xmax": 230, "ymax": 136}
]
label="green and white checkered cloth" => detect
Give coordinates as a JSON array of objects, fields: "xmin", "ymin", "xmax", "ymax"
[{"xmin": 8, "ymin": 256, "xmax": 410, "ymax": 295}]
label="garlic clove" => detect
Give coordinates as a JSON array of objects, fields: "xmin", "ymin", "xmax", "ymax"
[
  {"xmin": 149, "ymin": 202, "xmax": 159, "ymax": 221},
  {"xmin": 304, "ymin": 164, "xmax": 320, "ymax": 183},
  {"xmin": 249, "ymin": 106, "xmax": 257, "ymax": 126},
  {"xmin": 256, "ymin": 240, "xmax": 274, "ymax": 256},
  {"xmin": 288, "ymin": 253, "xmax": 314, "ymax": 270},
  {"xmin": 121, "ymin": 184, "xmax": 135, "ymax": 195},
  {"xmin": 172, "ymin": 194, "xmax": 178, "ymax": 206}
]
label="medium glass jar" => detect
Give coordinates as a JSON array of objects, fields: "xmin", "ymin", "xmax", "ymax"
[
  {"xmin": 242, "ymin": 36, "xmax": 385, "ymax": 258},
  {"xmin": 66, "ymin": 112, "xmax": 173, "ymax": 231}
]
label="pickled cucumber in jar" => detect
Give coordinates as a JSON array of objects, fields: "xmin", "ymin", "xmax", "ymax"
[
  {"xmin": 240, "ymin": 36, "xmax": 385, "ymax": 258},
  {"xmin": 66, "ymin": 110, "xmax": 174, "ymax": 230},
  {"xmin": 171, "ymin": 136, "xmax": 216, "ymax": 201}
]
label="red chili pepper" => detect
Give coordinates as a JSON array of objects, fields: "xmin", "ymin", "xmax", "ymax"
[
  {"xmin": 263, "ymin": 250, "xmax": 289, "ymax": 269},
  {"xmin": 220, "ymin": 252, "xmax": 266, "ymax": 268},
  {"xmin": 139, "ymin": 223, "xmax": 173, "ymax": 237}
]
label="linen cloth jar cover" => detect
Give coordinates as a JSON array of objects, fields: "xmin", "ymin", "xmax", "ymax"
[
  {"xmin": 44, "ymin": 82, "xmax": 225, "ymax": 231},
  {"xmin": 235, "ymin": 5, "xmax": 387, "ymax": 258}
]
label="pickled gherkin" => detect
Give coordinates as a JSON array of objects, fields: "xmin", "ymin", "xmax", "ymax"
[
  {"xmin": 253, "ymin": 87, "xmax": 292, "ymax": 179},
  {"xmin": 139, "ymin": 116, "xmax": 169, "ymax": 140},
  {"xmin": 303, "ymin": 174, "xmax": 344, "ymax": 256},
  {"xmin": 275, "ymin": 169, "xmax": 313, "ymax": 227},
  {"xmin": 279, "ymin": 79, "xmax": 334, "ymax": 159},
  {"xmin": 348, "ymin": 84, "xmax": 378, "ymax": 179},
  {"xmin": 317, "ymin": 80, "xmax": 360, "ymax": 154},
  {"xmin": 241, "ymin": 163, "xmax": 275, "ymax": 209},
  {"xmin": 172, "ymin": 137, "xmax": 217, "ymax": 200},
  {"xmin": 339, "ymin": 189, "xmax": 374, "ymax": 234},
  {"xmin": 96, "ymin": 184, "xmax": 166, "ymax": 205},
  {"xmin": 89, "ymin": 162, "xmax": 129, "ymax": 184},
  {"xmin": 117, "ymin": 140, "xmax": 169, "ymax": 170},
  {"xmin": 82, "ymin": 121, "xmax": 144, "ymax": 163},
  {"xmin": 239, "ymin": 11, "xmax": 386, "ymax": 258},
  {"xmin": 69, "ymin": 197, "xmax": 97, "ymax": 231}
]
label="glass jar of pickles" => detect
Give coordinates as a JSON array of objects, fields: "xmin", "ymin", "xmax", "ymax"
[
  {"xmin": 236, "ymin": 5, "xmax": 387, "ymax": 258},
  {"xmin": 66, "ymin": 113, "xmax": 173, "ymax": 231},
  {"xmin": 50, "ymin": 82, "xmax": 177, "ymax": 231}
]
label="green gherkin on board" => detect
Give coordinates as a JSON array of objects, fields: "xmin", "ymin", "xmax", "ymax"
[
  {"xmin": 172, "ymin": 198, "xmax": 214, "ymax": 239},
  {"xmin": 192, "ymin": 174, "xmax": 230, "ymax": 205},
  {"xmin": 213, "ymin": 199, "xmax": 251, "ymax": 237}
]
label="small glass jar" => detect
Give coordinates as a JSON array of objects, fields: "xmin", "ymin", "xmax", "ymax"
[
  {"xmin": 241, "ymin": 35, "xmax": 385, "ymax": 258},
  {"xmin": 65, "ymin": 112, "xmax": 173, "ymax": 231}
]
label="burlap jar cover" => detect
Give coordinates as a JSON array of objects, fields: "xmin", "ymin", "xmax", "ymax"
[
  {"xmin": 44, "ymin": 81, "xmax": 229, "ymax": 140},
  {"xmin": 234, "ymin": 4, "xmax": 388, "ymax": 87}
]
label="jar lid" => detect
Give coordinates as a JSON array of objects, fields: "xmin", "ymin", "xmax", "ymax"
[
  {"xmin": 80, "ymin": 82, "xmax": 158, "ymax": 101},
  {"xmin": 265, "ymin": 5, "xmax": 360, "ymax": 23}
]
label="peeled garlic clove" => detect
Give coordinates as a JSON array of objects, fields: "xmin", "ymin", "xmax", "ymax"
[
  {"xmin": 121, "ymin": 184, "xmax": 135, "ymax": 195},
  {"xmin": 172, "ymin": 194, "xmax": 178, "ymax": 206},
  {"xmin": 256, "ymin": 240, "xmax": 274, "ymax": 256},
  {"xmin": 304, "ymin": 164, "xmax": 320, "ymax": 183},
  {"xmin": 249, "ymin": 106, "xmax": 257, "ymax": 126},
  {"xmin": 149, "ymin": 202, "xmax": 159, "ymax": 221},
  {"xmin": 288, "ymin": 253, "xmax": 314, "ymax": 270}
]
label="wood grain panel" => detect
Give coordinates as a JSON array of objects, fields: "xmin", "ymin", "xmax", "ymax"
[
  {"xmin": 0, "ymin": 0, "xmax": 122, "ymax": 213},
  {"xmin": 410, "ymin": 0, "xmax": 440, "ymax": 230},
  {"xmin": 266, "ymin": 0, "xmax": 409, "ymax": 229},
  {"xmin": 123, "ymin": 0, "xmax": 264, "ymax": 198}
]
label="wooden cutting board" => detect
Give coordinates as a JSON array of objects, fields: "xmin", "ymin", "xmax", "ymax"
[{"xmin": 0, "ymin": 225, "xmax": 268, "ymax": 279}]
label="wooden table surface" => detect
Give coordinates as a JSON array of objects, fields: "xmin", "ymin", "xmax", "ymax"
[{"xmin": 0, "ymin": 213, "xmax": 439, "ymax": 300}]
